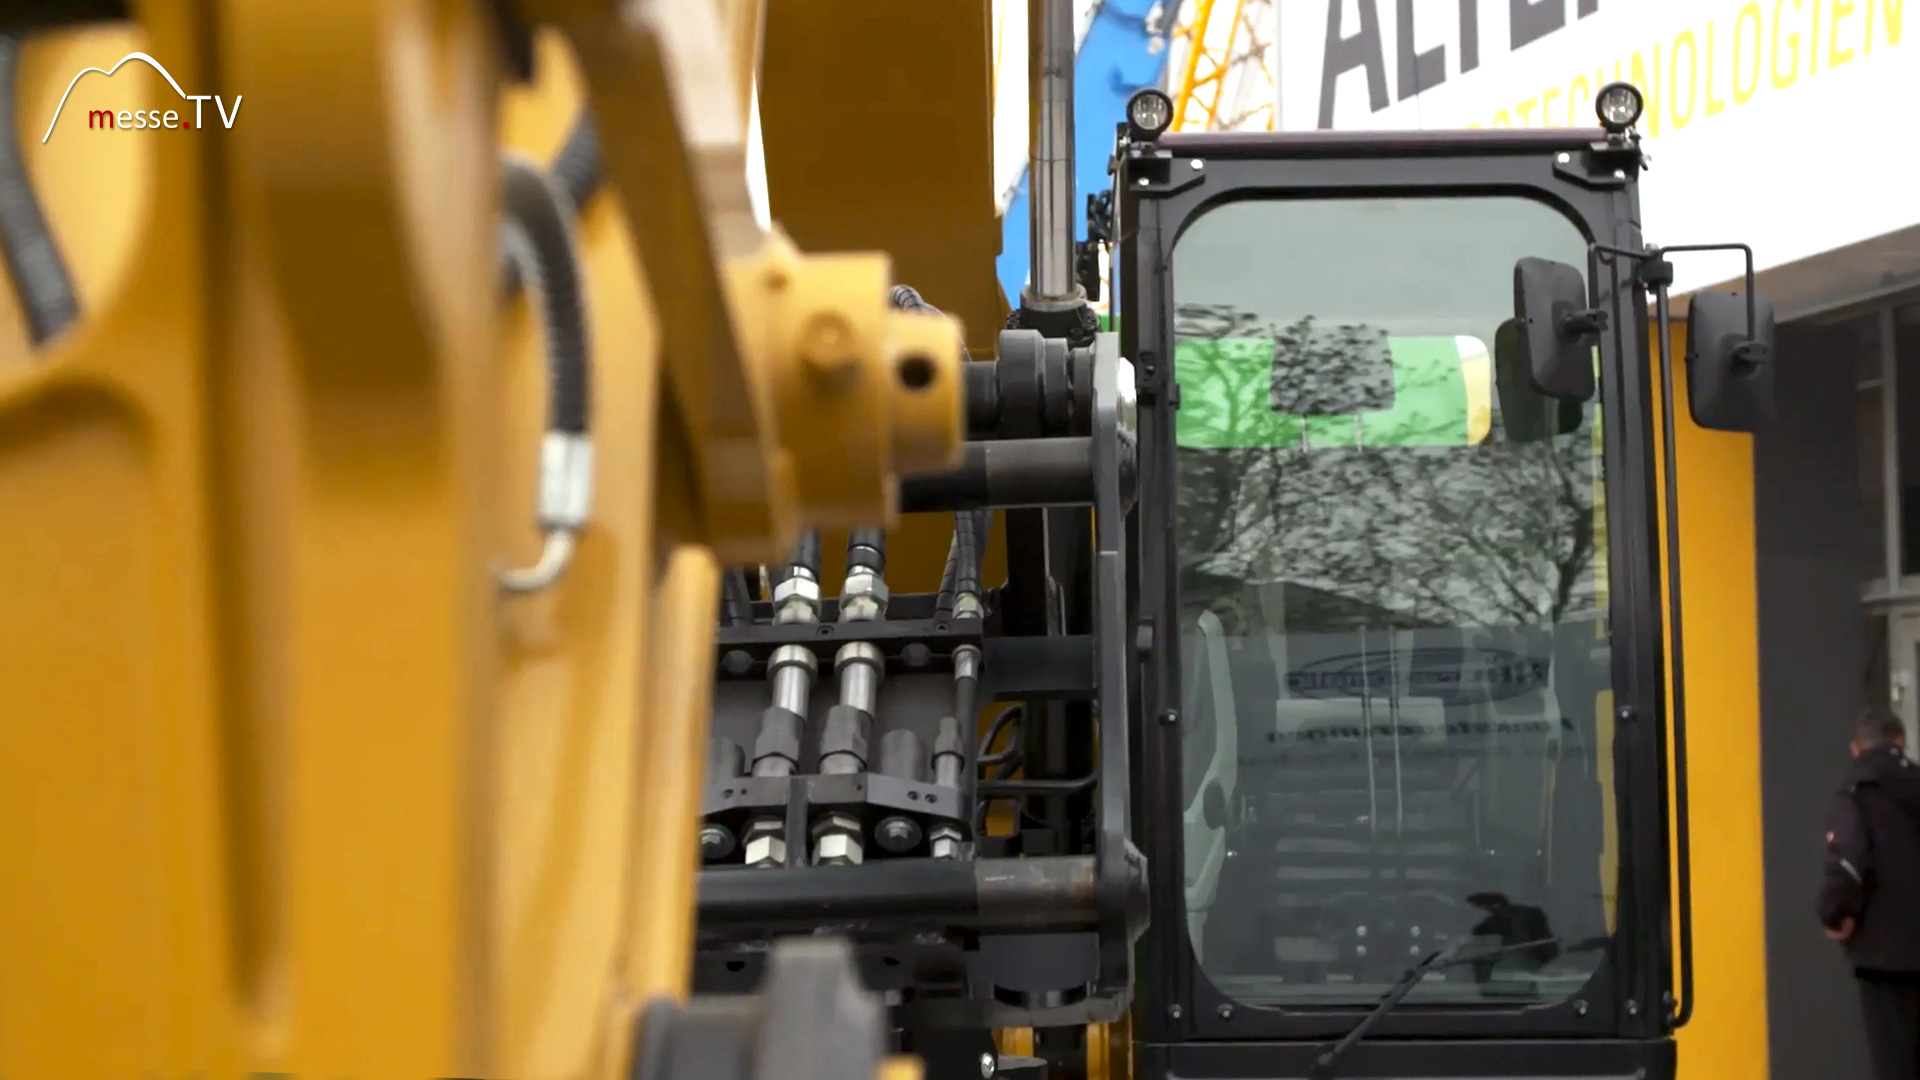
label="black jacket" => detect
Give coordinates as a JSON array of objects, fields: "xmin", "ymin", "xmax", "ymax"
[{"xmin": 1819, "ymin": 745, "xmax": 1920, "ymax": 972}]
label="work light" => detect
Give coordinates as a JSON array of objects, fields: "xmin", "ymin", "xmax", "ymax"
[
  {"xmin": 1126, "ymin": 88, "xmax": 1173, "ymax": 140},
  {"xmin": 1595, "ymin": 81, "xmax": 1644, "ymax": 133}
]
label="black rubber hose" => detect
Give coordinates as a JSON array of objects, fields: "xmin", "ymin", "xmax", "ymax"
[
  {"xmin": 500, "ymin": 157, "xmax": 590, "ymax": 436},
  {"xmin": 894, "ymin": 284, "xmax": 978, "ymax": 619},
  {"xmin": 934, "ymin": 532, "xmax": 960, "ymax": 617},
  {"xmin": 550, "ymin": 110, "xmax": 601, "ymax": 211},
  {"xmin": 0, "ymin": 34, "xmax": 79, "ymax": 345},
  {"xmin": 783, "ymin": 531, "xmax": 822, "ymax": 582},
  {"xmin": 978, "ymin": 704, "xmax": 1023, "ymax": 766},
  {"xmin": 720, "ymin": 569, "xmax": 754, "ymax": 626},
  {"xmin": 952, "ymin": 510, "xmax": 987, "ymax": 604},
  {"xmin": 890, "ymin": 283, "xmax": 974, "ymax": 363},
  {"xmin": 847, "ymin": 528, "xmax": 886, "ymax": 574},
  {"xmin": 501, "ymin": 110, "xmax": 600, "ymax": 298}
]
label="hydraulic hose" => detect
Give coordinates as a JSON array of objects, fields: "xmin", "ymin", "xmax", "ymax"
[
  {"xmin": 786, "ymin": 530, "xmax": 823, "ymax": 582},
  {"xmin": 495, "ymin": 155, "xmax": 593, "ymax": 594},
  {"xmin": 501, "ymin": 109, "xmax": 601, "ymax": 297},
  {"xmin": 550, "ymin": 110, "xmax": 601, "ymax": 211},
  {"xmin": 846, "ymin": 528, "xmax": 886, "ymax": 574},
  {"xmin": 0, "ymin": 34, "xmax": 79, "ymax": 345},
  {"xmin": 719, "ymin": 569, "xmax": 754, "ymax": 626},
  {"xmin": 892, "ymin": 285, "xmax": 987, "ymax": 622},
  {"xmin": 951, "ymin": 510, "xmax": 988, "ymax": 616},
  {"xmin": 501, "ymin": 157, "xmax": 590, "ymax": 436}
]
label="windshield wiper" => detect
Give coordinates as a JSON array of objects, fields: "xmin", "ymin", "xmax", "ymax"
[{"xmin": 1308, "ymin": 936, "xmax": 1569, "ymax": 1080}]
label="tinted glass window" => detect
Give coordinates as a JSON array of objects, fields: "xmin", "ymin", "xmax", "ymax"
[{"xmin": 1172, "ymin": 196, "xmax": 1613, "ymax": 1007}]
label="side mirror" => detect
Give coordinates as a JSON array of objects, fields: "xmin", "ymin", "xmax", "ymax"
[
  {"xmin": 1512, "ymin": 257, "xmax": 1603, "ymax": 401},
  {"xmin": 1686, "ymin": 290, "xmax": 1776, "ymax": 432},
  {"xmin": 1495, "ymin": 319, "xmax": 1583, "ymax": 443}
]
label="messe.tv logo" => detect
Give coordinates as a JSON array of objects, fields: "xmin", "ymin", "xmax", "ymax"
[{"xmin": 39, "ymin": 51, "xmax": 242, "ymax": 142}]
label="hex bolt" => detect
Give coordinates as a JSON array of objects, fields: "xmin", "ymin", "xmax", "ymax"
[
  {"xmin": 928, "ymin": 823, "xmax": 965, "ymax": 860},
  {"xmin": 811, "ymin": 812, "xmax": 865, "ymax": 866},
  {"xmin": 743, "ymin": 818, "xmax": 787, "ymax": 868},
  {"xmin": 699, "ymin": 823, "xmax": 736, "ymax": 861},
  {"xmin": 875, "ymin": 815, "xmax": 923, "ymax": 854}
]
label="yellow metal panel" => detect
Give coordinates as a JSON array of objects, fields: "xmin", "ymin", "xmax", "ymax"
[
  {"xmin": 492, "ymin": 30, "xmax": 663, "ymax": 1079},
  {"xmin": 758, "ymin": 0, "xmax": 1005, "ymax": 361},
  {"xmin": 1654, "ymin": 325, "xmax": 1768, "ymax": 1076}
]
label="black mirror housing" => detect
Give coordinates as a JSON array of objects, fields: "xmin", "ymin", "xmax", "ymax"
[
  {"xmin": 1686, "ymin": 290, "xmax": 1776, "ymax": 432},
  {"xmin": 1512, "ymin": 257, "xmax": 1601, "ymax": 401},
  {"xmin": 1494, "ymin": 319, "xmax": 1583, "ymax": 443}
]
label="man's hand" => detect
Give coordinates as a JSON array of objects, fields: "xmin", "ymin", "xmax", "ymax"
[{"xmin": 1825, "ymin": 916, "xmax": 1857, "ymax": 942}]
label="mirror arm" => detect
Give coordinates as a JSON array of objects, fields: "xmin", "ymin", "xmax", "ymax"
[
  {"xmin": 1558, "ymin": 307, "xmax": 1609, "ymax": 337},
  {"xmin": 1646, "ymin": 271, "xmax": 1696, "ymax": 1032}
]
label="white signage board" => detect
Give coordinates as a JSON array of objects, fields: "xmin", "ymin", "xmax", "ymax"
[{"xmin": 1279, "ymin": 0, "xmax": 1920, "ymax": 293}]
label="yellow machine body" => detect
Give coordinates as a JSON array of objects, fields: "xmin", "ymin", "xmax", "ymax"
[{"xmin": 0, "ymin": 2, "xmax": 964, "ymax": 1077}]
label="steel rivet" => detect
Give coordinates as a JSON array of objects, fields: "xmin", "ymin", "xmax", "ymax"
[
  {"xmin": 1190, "ymin": 159, "xmax": 1204, "ymax": 170},
  {"xmin": 1216, "ymin": 1003, "xmax": 1233, "ymax": 1019},
  {"xmin": 1167, "ymin": 1003, "xmax": 1183, "ymax": 1019},
  {"xmin": 980, "ymin": 1051, "xmax": 997, "ymax": 1078},
  {"xmin": 1557, "ymin": 152, "xmax": 1572, "ymax": 164}
]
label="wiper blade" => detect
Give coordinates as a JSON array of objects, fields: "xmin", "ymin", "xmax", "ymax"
[{"xmin": 1308, "ymin": 936, "xmax": 1562, "ymax": 1080}]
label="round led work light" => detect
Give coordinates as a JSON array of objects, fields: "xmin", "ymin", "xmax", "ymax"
[
  {"xmin": 1126, "ymin": 88, "xmax": 1173, "ymax": 140},
  {"xmin": 1595, "ymin": 81, "xmax": 1644, "ymax": 133}
]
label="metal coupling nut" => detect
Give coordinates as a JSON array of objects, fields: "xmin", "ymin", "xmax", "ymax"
[
  {"xmin": 773, "ymin": 574, "xmax": 823, "ymax": 622},
  {"xmin": 536, "ymin": 432, "xmax": 595, "ymax": 531},
  {"xmin": 838, "ymin": 569, "xmax": 890, "ymax": 622}
]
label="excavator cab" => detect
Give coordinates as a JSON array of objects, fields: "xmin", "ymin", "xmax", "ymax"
[{"xmin": 1113, "ymin": 83, "xmax": 1775, "ymax": 1079}]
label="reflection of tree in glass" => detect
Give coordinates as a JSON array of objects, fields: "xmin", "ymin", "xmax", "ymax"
[{"xmin": 1174, "ymin": 303, "xmax": 1598, "ymax": 631}]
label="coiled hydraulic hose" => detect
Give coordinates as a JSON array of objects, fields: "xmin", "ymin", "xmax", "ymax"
[
  {"xmin": 495, "ymin": 155, "xmax": 593, "ymax": 594},
  {"xmin": 0, "ymin": 34, "xmax": 79, "ymax": 345}
]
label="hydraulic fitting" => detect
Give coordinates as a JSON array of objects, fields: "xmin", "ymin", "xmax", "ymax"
[
  {"xmin": 773, "ymin": 569, "xmax": 823, "ymax": 624},
  {"xmin": 838, "ymin": 568, "xmax": 890, "ymax": 623},
  {"xmin": 768, "ymin": 645, "xmax": 817, "ymax": 716}
]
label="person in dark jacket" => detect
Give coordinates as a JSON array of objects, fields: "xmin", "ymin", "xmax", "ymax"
[{"xmin": 1820, "ymin": 707, "xmax": 1920, "ymax": 1080}]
